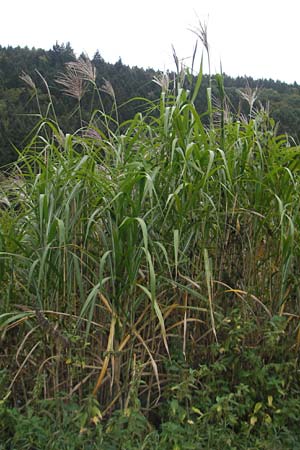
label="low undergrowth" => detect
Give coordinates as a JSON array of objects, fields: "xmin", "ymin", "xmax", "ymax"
[
  {"xmin": 1, "ymin": 342, "xmax": 300, "ymax": 449},
  {"xmin": 1, "ymin": 31, "xmax": 300, "ymax": 448}
]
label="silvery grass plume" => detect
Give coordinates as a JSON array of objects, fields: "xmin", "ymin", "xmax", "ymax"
[
  {"xmin": 56, "ymin": 64, "xmax": 85, "ymax": 101},
  {"xmin": 19, "ymin": 71, "xmax": 36, "ymax": 90},
  {"xmin": 153, "ymin": 72, "xmax": 170, "ymax": 93},
  {"xmin": 189, "ymin": 19, "xmax": 211, "ymax": 83},
  {"xmin": 83, "ymin": 127, "xmax": 102, "ymax": 140},
  {"xmin": 212, "ymin": 95, "xmax": 231, "ymax": 126},
  {"xmin": 170, "ymin": 46, "xmax": 186, "ymax": 91},
  {"xmin": 189, "ymin": 20, "xmax": 209, "ymax": 57},
  {"xmin": 55, "ymin": 56, "xmax": 96, "ymax": 101},
  {"xmin": 100, "ymin": 78, "xmax": 115, "ymax": 99},
  {"xmin": 67, "ymin": 55, "xmax": 96, "ymax": 83},
  {"xmin": 19, "ymin": 71, "xmax": 45, "ymax": 118},
  {"xmin": 238, "ymin": 80, "xmax": 260, "ymax": 117},
  {"xmin": 100, "ymin": 78, "xmax": 119, "ymax": 127}
]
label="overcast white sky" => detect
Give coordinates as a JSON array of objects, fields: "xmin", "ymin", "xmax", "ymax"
[{"xmin": 2, "ymin": 0, "xmax": 300, "ymax": 84}]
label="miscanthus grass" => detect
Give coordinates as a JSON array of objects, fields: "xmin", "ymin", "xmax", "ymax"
[{"xmin": 0, "ymin": 35, "xmax": 300, "ymax": 438}]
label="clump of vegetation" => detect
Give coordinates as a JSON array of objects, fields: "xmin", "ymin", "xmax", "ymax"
[{"xmin": 1, "ymin": 28, "xmax": 300, "ymax": 448}]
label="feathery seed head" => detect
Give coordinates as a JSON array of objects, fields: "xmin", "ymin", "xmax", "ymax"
[
  {"xmin": 20, "ymin": 71, "xmax": 36, "ymax": 90},
  {"xmin": 238, "ymin": 80, "xmax": 260, "ymax": 114},
  {"xmin": 55, "ymin": 56, "xmax": 96, "ymax": 100},
  {"xmin": 55, "ymin": 65, "xmax": 85, "ymax": 101},
  {"xmin": 67, "ymin": 55, "xmax": 96, "ymax": 83},
  {"xmin": 153, "ymin": 72, "xmax": 170, "ymax": 93},
  {"xmin": 100, "ymin": 78, "xmax": 115, "ymax": 98},
  {"xmin": 190, "ymin": 20, "xmax": 209, "ymax": 54},
  {"xmin": 83, "ymin": 127, "xmax": 102, "ymax": 140}
]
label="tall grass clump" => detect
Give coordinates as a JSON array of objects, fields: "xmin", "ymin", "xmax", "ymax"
[{"xmin": 1, "ymin": 31, "xmax": 300, "ymax": 447}]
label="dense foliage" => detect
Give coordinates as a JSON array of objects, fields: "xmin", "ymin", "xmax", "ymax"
[
  {"xmin": 1, "ymin": 43, "xmax": 300, "ymax": 167},
  {"xmin": 1, "ymin": 45, "xmax": 300, "ymax": 448}
]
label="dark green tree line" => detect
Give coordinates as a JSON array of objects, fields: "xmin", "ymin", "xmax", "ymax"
[{"xmin": 1, "ymin": 43, "xmax": 300, "ymax": 166}]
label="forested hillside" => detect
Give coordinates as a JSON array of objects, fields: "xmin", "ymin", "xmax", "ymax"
[{"xmin": 1, "ymin": 42, "xmax": 300, "ymax": 167}]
